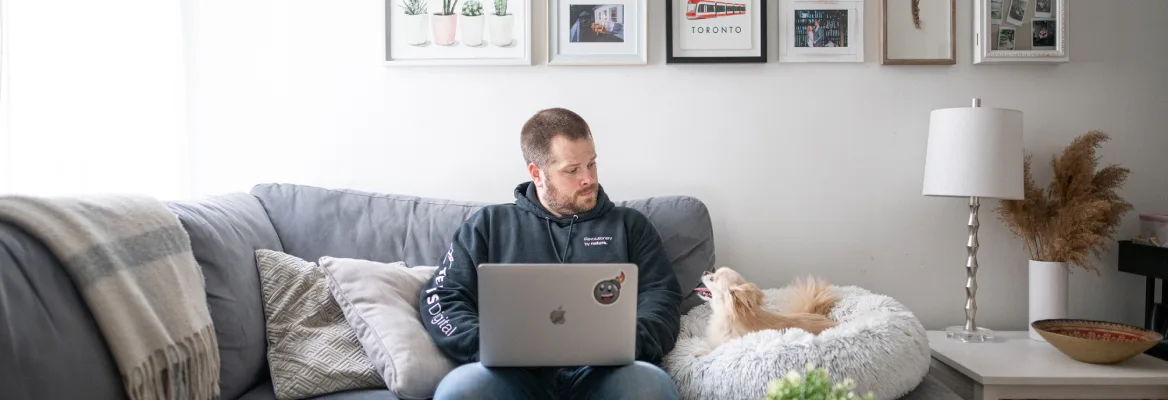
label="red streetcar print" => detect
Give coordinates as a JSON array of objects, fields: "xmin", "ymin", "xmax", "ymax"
[{"xmin": 686, "ymin": 0, "xmax": 747, "ymax": 20}]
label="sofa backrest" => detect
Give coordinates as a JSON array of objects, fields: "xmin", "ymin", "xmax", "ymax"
[{"xmin": 249, "ymin": 183, "xmax": 717, "ymax": 311}]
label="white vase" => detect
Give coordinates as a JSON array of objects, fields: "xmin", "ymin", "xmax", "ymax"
[
  {"xmin": 403, "ymin": 13, "xmax": 429, "ymax": 46},
  {"xmin": 1028, "ymin": 260, "xmax": 1068, "ymax": 341},
  {"xmin": 461, "ymin": 14, "xmax": 485, "ymax": 47},
  {"xmin": 488, "ymin": 13, "xmax": 514, "ymax": 47}
]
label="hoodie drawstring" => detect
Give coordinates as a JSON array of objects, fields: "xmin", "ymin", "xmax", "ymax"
[{"xmin": 546, "ymin": 215, "xmax": 579, "ymax": 263}]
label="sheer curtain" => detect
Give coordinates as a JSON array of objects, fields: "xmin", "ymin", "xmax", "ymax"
[{"xmin": 0, "ymin": 0, "xmax": 190, "ymax": 200}]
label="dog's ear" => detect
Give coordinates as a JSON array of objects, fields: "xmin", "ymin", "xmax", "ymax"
[{"xmin": 729, "ymin": 283, "xmax": 761, "ymax": 313}]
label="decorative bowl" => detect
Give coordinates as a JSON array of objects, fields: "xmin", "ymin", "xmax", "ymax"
[{"xmin": 1032, "ymin": 319, "xmax": 1164, "ymax": 364}]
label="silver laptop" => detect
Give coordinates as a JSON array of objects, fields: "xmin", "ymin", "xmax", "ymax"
[{"xmin": 478, "ymin": 263, "xmax": 638, "ymax": 367}]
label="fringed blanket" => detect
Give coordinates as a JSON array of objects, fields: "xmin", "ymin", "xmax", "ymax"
[{"xmin": 0, "ymin": 194, "xmax": 220, "ymax": 400}]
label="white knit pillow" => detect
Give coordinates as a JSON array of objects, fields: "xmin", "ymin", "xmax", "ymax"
[{"xmin": 318, "ymin": 257, "xmax": 457, "ymax": 400}]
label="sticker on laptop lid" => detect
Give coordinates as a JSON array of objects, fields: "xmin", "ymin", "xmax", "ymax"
[{"xmin": 593, "ymin": 272, "xmax": 625, "ymax": 305}]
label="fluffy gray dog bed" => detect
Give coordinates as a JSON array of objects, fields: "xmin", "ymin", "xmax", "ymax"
[{"xmin": 662, "ymin": 285, "xmax": 930, "ymax": 400}]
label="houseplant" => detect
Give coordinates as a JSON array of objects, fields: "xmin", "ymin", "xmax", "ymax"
[
  {"xmin": 763, "ymin": 364, "xmax": 874, "ymax": 400},
  {"xmin": 400, "ymin": 0, "xmax": 429, "ymax": 46},
  {"xmin": 460, "ymin": 0, "xmax": 485, "ymax": 47},
  {"xmin": 488, "ymin": 0, "xmax": 514, "ymax": 47},
  {"xmin": 432, "ymin": 0, "xmax": 459, "ymax": 46},
  {"xmin": 996, "ymin": 131, "xmax": 1133, "ymax": 341}
]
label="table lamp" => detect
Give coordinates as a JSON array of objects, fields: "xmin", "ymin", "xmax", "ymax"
[{"xmin": 922, "ymin": 98, "xmax": 1024, "ymax": 343}]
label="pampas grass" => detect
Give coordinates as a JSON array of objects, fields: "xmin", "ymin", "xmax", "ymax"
[{"xmin": 995, "ymin": 131, "xmax": 1133, "ymax": 273}]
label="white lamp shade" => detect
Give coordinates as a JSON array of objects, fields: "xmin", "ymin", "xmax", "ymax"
[{"xmin": 923, "ymin": 106, "xmax": 1024, "ymax": 200}]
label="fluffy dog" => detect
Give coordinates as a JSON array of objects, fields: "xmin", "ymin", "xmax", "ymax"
[{"xmin": 697, "ymin": 267, "xmax": 839, "ymax": 351}]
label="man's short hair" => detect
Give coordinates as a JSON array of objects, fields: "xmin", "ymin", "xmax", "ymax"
[{"xmin": 521, "ymin": 108, "xmax": 592, "ymax": 168}]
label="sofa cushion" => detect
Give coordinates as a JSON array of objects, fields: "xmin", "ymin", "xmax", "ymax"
[
  {"xmin": 0, "ymin": 222, "xmax": 127, "ymax": 400},
  {"xmin": 250, "ymin": 183, "xmax": 716, "ymax": 312},
  {"xmin": 319, "ymin": 257, "xmax": 456, "ymax": 400},
  {"xmin": 239, "ymin": 380, "xmax": 401, "ymax": 400},
  {"xmin": 167, "ymin": 193, "xmax": 285, "ymax": 400},
  {"xmin": 255, "ymin": 250, "xmax": 384, "ymax": 399}
]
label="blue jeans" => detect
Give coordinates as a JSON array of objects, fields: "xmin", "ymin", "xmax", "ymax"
[{"xmin": 432, "ymin": 361, "xmax": 680, "ymax": 400}]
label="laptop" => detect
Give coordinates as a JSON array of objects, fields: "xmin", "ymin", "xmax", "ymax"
[{"xmin": 477, "ymin": 263, "xmax": 638, "ymax": 367}]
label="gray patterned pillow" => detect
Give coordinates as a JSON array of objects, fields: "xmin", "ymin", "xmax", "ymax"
[{"xmin": 255, "ymin": 249, "xmax": 385, "ymax": 399}]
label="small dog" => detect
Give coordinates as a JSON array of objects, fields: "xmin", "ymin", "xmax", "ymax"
[{"xmin": 697, "ymin": 267, "xmax": 839, "ymax": 351}]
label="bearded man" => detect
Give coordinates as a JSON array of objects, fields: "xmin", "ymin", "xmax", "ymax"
[{"xmin": 418, "ymin": 107, "xmax": 682, "ymax": 400}]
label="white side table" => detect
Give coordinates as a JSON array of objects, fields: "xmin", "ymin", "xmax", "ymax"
[{"xmin": 927, "ymin": 331, "xmax": 1168, "ymax": 400}]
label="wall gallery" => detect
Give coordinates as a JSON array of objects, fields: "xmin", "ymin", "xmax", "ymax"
[{"xmin": 382, "ymin": 0, "xmax": 1068, "ymax": 66}]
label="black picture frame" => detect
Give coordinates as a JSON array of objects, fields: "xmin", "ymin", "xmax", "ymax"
[{"xmin": 666, "ymin": 0, "xmax": 768, "ymax": 63}]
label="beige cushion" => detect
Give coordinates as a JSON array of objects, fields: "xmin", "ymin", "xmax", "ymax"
[
  {"xmin": 254, "ymin": 249, "xmax": 385, "ymax": 400},
  {"xmin": 319, "ymin": 257, "xmax": 457, "ymax": 400}
]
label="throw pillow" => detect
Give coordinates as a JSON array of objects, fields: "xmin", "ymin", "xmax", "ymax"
[
  {"xmin": 254, "ymin": 249, "xmax": 385, "ymax": 400},
  {"xmin": 318, "ymin": 256, "xmax": 457, "ymax": 400}
]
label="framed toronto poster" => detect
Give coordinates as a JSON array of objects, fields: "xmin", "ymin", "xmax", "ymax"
[
  {"xmin": 973, "ymin": 0, "xmax": 1067, "ymax": 64},
  {"xmin": 384, "ymin": 0, "xmax": 533, "ymax": 66},
  {"xmin": 547, "ymin": 0, "xmax": 648, "ymax": 65},
  {"xmin": 665, "ymin": 0, "xmax": 767, "ymax": 63},
  {"xmin": 779, "ymin": 0, "xmax": 864, "ymax": 63},
  {"xmin": 880, "ymin": 0, "xmax": 955, "ymax": 65}
]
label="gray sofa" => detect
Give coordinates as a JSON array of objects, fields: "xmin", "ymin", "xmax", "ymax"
[{"xmin": 0, "ymin": 183, "xmax": 957, "ymax": 399}]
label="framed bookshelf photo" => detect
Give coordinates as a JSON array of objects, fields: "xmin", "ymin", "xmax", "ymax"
[
  {"xmin": 665, "ymin": 0, "xmax": 767, "ymax": 63},
  {"xmin": 779, "ymin": 0, "xmax": 864, "ymax": 63}
]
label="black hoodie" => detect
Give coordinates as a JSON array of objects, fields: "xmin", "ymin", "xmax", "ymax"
[{"xmin": 418, "ymin": 181, "xmax": 683, "ymax": 365}]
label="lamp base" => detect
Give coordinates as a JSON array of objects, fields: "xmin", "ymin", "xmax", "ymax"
[{"xmin": 944, "ymin": 325, "xmax": 995, "ymax": 343}]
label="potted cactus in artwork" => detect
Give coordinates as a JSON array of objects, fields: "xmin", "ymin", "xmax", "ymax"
[
  {"xmin": 431, "ymin": 0, "xmax": 459, "ymax": 46},
  {"xmin": 460, "ymin": 0, "xmax": 485, "ymax": 47},
  {"xmin": 488, "ymin": 0, "xmax": 514, "ymax": 47},
  {"xmin": 400, "ymin": 0, "xmax": 429, "ymax": 46}
]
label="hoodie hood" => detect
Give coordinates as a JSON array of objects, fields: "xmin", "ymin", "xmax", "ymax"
[{"xmin": 513, "ymin": 181, "xmax": 615, "ymax": 225}]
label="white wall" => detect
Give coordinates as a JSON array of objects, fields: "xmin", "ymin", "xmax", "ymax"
[
  {"xmin": 187, "ymin": 0, "xmax": 1168, "ymax": 331},
  {"xmin": 0, "ymin": 0, "xmax": 190, "ymax": 199}
]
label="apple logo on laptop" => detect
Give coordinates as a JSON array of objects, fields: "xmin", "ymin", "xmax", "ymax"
[{"xmin": 550, "ymin": 305, "xmax": 566, "ymax": 325}]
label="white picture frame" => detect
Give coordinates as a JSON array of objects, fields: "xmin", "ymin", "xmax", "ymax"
[
  {"xmin": 973, "ymin": 0, "xmax": 1067, "ymax": 64},
  {"xmin": 779, "ymin": 0, "xmax": 864, "ymax": 63},
  {"xmin": 547, "ymin": 0, "xmax": 648, "ymax": 66},
  {"xmin": 384, "ymin": 0, "xmax": 533, "ymax": 66}
]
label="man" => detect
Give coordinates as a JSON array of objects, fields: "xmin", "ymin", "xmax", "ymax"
[{"xmin": 419, "ymin": 108, "xmax": 683, "ymax": 400}]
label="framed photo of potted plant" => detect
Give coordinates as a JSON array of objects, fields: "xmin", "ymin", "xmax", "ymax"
[
  {"xmin": 665, "ymin": 0, "xmax": 767, "ymax": 63},
  {"xmin": 972, "ymin": 0, "xmax": 1067, "ymax": 64},
  {"xmin": 384, "ymin": 0, "xmax": 533, "ymax": 66},
  {"xmin": 778, "ymin": 0, "xmax": 864, "ymax": 63},
  {"xmin": 547, "ymin": 0, "xmax": 649, "ymax": 66}
]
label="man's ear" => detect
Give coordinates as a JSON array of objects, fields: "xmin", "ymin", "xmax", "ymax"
[{"xmin": 528, "ymin": 163, "xmax": 543, "ymax": 187}]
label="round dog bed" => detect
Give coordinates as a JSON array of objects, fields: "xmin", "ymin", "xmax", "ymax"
[{"xmin": 662, "ymin": 285, "xmax": 930, "ymax": 400}]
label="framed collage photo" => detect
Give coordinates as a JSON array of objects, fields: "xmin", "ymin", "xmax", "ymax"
[
  {"xmin": 384, "ymin": 0, "xmax": 534, "ymax": 66},
  {"xmin": 779, "ymin": 0, "xmax": 865, "ymax": 63},
  {"xmin": 666, "ymin": 0, "xmax": 767, "ymax": 63},
  {"xmin": 973, "ymin": 0, "xmax": 1068, "ymax": 63},
  {"xmin": 547, "ymin": 0, "xmax": 648, "ymax": 65}
]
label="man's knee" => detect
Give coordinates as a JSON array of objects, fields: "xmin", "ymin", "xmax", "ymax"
[
  {"xmin": 433, "ymin": 362, "xmax": 549, "ymax": 400},
  {"xmin": 601, "ymin": 361, "xmax": 679, "ymax": 399}
]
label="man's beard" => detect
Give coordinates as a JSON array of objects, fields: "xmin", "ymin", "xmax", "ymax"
[{"xmin": 544, "ymin": 179, "xmax": 597, "ymax": 216}]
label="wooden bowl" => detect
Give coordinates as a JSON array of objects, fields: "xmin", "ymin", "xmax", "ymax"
[{"xmin": 1032, "ymin": 319, "xmax": 1163, "ymax": 364}]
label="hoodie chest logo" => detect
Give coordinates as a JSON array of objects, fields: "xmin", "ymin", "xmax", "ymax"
[{"xmin": 583, "ymin": 236, "xmax": 613, "ymax": 247}]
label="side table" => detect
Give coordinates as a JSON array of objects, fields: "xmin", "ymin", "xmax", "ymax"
[{"xmin": 927, "ymin": 331, "xmax": 1168, "ymax": 400}]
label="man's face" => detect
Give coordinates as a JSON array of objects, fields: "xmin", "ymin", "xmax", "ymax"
[{"xmin": 533, "ymin": 135, "xmax": 598, "ymax": 217}]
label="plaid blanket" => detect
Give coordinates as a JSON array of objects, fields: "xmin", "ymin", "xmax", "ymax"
[{"xmin": 0, "ymin": 194, "xmax": 219, "ymax": 400}]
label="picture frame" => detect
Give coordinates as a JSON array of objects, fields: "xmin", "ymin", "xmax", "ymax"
[
  {"xmin": 779, "ymin": 0, "xmax": 864, "ymax": 63},
  {"xmin": 384, "ymin": 0, "xmax": 533, "ymax": 66},
  {"xmin": 973, "ymin": 0, "xmax": 1067, "ymax": 64},
  {"xmin": 547, "ymin": 0, "xmax": 648, "ymax": 66},
  {"xmin": 880, "ymin": 0, "xmax": 955, "ymax": 65},
  {"xmin": 665, "ymin": 0, "xmax": 767, "ymax": 63}
]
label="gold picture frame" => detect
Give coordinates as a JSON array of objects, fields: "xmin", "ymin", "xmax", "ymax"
[{"xmin": 880, "ymin": 0, "xmax": 955, "ymax": 65}]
